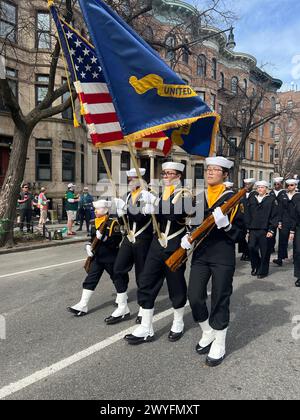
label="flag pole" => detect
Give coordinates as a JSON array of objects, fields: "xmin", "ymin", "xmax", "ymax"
[
  {"xmin": 126, "ymin": 139, "xmax": 163, "ymax": 241},
  {"xmin": 98, "ymin": 149, "xmax": 130, "ymax": 233}
]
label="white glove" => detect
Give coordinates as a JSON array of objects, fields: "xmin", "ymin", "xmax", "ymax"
[
  {"xmin": 140, "ymin": 190, "xmax": 157, "ymax": 205},
  {"xmin": 113, "ymin": 197, "xmax": 126, "ymax": 211},
  {"xmin": 181, "ymin": 234, "xmax": 192, "ymax": 250},
  {"xmin": 96, "ymin": 230, "xmax": 103, "ymax": 240},
  {"xmin": 85, "ymin": 244, "xmax": 94, "ymax": 257},
  {"xmin": 117, "ymin": 208, "xmax": 126, "ymax": 218},
  {"xmin": 212, "ymin": 207, "xmax": 229, "ymax": 229},
  {"xmin": 143, "ymin": 203, "xmax": 155, "ymax": 215}
]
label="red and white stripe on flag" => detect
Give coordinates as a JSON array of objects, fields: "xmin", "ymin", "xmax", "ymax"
[{"xmin": 134, "ymin": 138, "xmax": 172, "ymax": 156}]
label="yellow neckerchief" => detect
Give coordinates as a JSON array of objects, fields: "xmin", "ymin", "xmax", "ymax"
[
  {"xmin": 95, "ymin": 215, "xmax": 107, "ymax": 230},
  {"xmin": 207, "ymin": 184, "xmax": 226, "ymax": 209},
  {"xmin": 131, "ymin": 187, "xmax": 142, "ymax": 204},
  {"xmin": 162, "ymin": 185, "xmax": 176, "ymax": 201}
]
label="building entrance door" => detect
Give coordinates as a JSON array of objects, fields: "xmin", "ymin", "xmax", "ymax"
[{"xmin": 0, "ymin": 147, "xmax": 9, "ymax": 188}]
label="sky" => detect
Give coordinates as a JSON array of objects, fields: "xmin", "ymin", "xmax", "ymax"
[{"xmin": 186, "ymin": 0, "xmax": 300, "ymax": 91}]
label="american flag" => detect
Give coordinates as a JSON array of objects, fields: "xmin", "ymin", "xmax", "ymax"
[{"xmin": 51, "ymin": 9, "xmax": 171, "ymax": 155}]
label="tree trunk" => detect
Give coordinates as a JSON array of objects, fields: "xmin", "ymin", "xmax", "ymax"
[
  {"xmin": 233, "ymin": 154, "xmax": 241, "ymax": 189},
  {"xmin": 0, "ymin": 126, "xmax": 32, "ymax": 247}
]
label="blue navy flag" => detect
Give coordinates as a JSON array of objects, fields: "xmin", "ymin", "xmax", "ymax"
[{"xmin": 78, "ymin": 0, "xmax": 220, "ymax": 156}]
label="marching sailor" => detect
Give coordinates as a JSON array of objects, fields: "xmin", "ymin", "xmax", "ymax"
[
  {"xmin": 182, "ymin": 156, "xmax": 243, "ymax": 367},
  {"xmin": 67, "ymin": 199, "xmax": 122, "ymax": 316},
  {"xmin": 238, "ymin": 178, "xmax": 257, "ymax": 261},
  {"xmin": 269, "ymin": 177, "xmax": 285, "ymax": 254},
  {"xmin": 245, "ymin": 180, "xmax": 279, "ymax": 279},
  {"xmin": 104, "ymin": 168, "xmax": 153, "ymax": 325},
  {"xmin": 124, "ymin": 161, "xmax": 192, "ymax": 344}
]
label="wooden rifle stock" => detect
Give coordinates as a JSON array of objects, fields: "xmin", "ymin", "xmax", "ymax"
[
  {"xmin": 84, "ymin": 214, "xmax": 109, "ymax": 273},
  {"xmin": 165, "ymin": 188, "xmax": 247, "ymax": 272}
]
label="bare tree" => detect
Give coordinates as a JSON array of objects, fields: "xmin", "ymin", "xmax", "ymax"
[{"xmin": 218, "ymin": 80, "xmax": 295, "ymax": 186}]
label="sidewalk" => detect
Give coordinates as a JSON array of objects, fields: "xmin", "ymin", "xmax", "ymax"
[{"xmin": 0, "ymin": 223, "xmax": 90, "ymax": 255}]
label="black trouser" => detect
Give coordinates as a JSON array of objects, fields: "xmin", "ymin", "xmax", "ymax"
[
  {"xmin": 238, "ymin": 230, "xmax": 249, "ymax": 256},
  {"xmin": 188, "ymin": 258, "xmax": 234, "ymax": 330},
  {"xmin": 294, "ymin": 226, "xmax": 300, "ymax": 279},
  {"xmin": 269, "ymin": 228, "xmax": 277, "ymax": 253},
  {"xmin": 137, "ymin": 238, "xmax": 187, "ymax": 310},
  {"xmin": 83, "ymin": 258, "xmax": 114, "ymax": 291},
  {"xmin": 113, "ymin": 236, "xmax": 151, "ymax": 293},
  {"xmin": 79, "ymin": 208, "xmax": 92, "ymax": 232},
  {"xmin": 20, "ymin": 209, "xmax": 32, "ymax": 232},
  {"xmin": 248, "ymin": 230, "xmax": 272, "ymax": 276},
  {"xmin": 277, "ymin": 226, "xmax": 290, "ymax": 260}
]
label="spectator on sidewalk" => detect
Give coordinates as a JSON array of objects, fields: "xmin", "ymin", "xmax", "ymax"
[
  {"xmin": 17, "ymin": 184, "xmax": 33, "ymax": 233},
  {"xmin": 32, "ymin": 194, "xmax": 40, "ymax": 218},
  {"xmin": 77, "ymin": 187, "xmax": 94, "ymax": 235},
  {"xmin": 38, "ymin": 187, "xmax": 50, "ymax": 230},
  {"xmin": 65, "ymin": 183, "xmax": 80, "ymax": 236}
]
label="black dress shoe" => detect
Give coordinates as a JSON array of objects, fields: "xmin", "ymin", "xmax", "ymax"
[
  {"xmin": 104, "ymin": 313, "xmax": 130, "ymax": 325},
  {"xmin": 168, "ymin": 330, "xmax": 184, "ymax": 342},
  {"xmin": 195, "ymin": 342, "xmax": 212, "ymax": 355},
  {"xmin": 206, "ymin": 354, "xmax": 226, "ymax": 367},
  {"xmin": 251, "ymin": 269, "xmax": 257, "ymax": 276},
  {"xmin": 124, "ymin": 333, "xmax": 154, "ymax": 345},
  {"xmin": 67, "ymin": 306, "xmax": 87, "ymax": 317},
  {"xmin": 295, "ymin": 279, "xmax": 300, "ymax": 287},
  {"xmin": 243, "ymin": 255, "xmax": 250, "ymax": 262},
  {"xmin": 135, "ymin": 316, "xmax": 142, "ymax": 324},
  {"xmin": 240, "ymin": 254, "xmax": 245, "ymax": 261},
  {"xmin": 257, "ymin": 274, "xmax": 268, "ymax": 279},
  {"xmin": 273, "ymin": 259, "xmax": 282, "ymax": 266}
]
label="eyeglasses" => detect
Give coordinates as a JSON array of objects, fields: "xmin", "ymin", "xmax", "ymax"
[
  {"xmin": 288, "ymin": 184, "xmax": 295, "ymax": 187},
  {"xmin": 161, "ymin": 171, "xmax": 177, "ymax": 177},
  {"xmin": 207, "ymin": 167, "xmax": 223, "ymax": 173},
  {"xmin": 23, "ymin": 186, "xmax": 29, "ymax": 188}
]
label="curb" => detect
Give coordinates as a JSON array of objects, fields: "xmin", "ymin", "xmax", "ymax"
[{"xmin": 0, "ymin": 237, "xmax": 88, "ymax": 255}]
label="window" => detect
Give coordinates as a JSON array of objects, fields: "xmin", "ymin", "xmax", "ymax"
[
  {"xmin": 219, "ymin": 72, "xmax": 224, "ymax": 89},
  {"xmin": 270, "ymin": 146, "xmax": 274, "ymax": 163},
  {"xmin": 243, "ymin": 79, "xmax": 248, "ymax": 92},
  {"xmin": 269, "ymin": 173, "xmax": 273, "ymax": 185},
  {"xmin": 259, "ymin": 144, "xmax": 264, "ymax": 161},
  {"xmin": 197, "ymin": 91, "xmax": 205, "ymax": 101},
  {"xmin": 210, "ymin": 93, "xmax": 216, "ymax": 111},
  {"xmin": 62, "ymin": 151, "xmax": 75, "ymax": 182},
  {"xmin": 286, "ymin": 148, "xmax": 292, "ymax": 158},
  {"xmin": 275, "ymin": 148, "xmax": 279, "ymax": 159},
  {"xmin": 250, "ymin": 170, "xmax": 254, "ymax": 178},
  {"xmin": 165, "ymin": 35, "xmax": 176, "ymax": 61},
  {"xmin": 259, "ymin": 171, "xmax": 263, "ymax": 181},
  {"xmin": 260, "ymin": 97, "xmax": 264, "ymax": 109},
  {"xmin": 259, "ymin": 125, "xmax": 264, "ymax": 138},
  {"xmin": 182, "ymin": 39, "xmax": 189, "ymax": 64},
  {"xmin": 121, "ymin": 151, "xmax": 130, "ymax": 171},
  {"xmin": 35, "ymin": 74, "xmax": 49, "ymax": 106},
  {"xmin": 271, "ymin": 97, "xmax": 276, "ymax": 110},
  {"xmin": 194, "ymin": 163, "xmax": 204, "ymax": 187},
  {"xmin": 36, "ymin": 150, "xmax": 52, "ymax": 181},
  {"xmin": 62, "ymin": 77, "xmax": 72, "ymax": 120},
  {"xmin": 0, "ymin": 67, "xmax": 18, "ymax": 111},
  {"xmin": 211, "ymin": 58, "xmax": 217, "ymax": 80},
  {"xmin": 288, "ymin": 100, "xmax": 293, "ymax": 109},
  {"xmin": 288, "ymin": 119, "xmax": 293, "ymax": 129},
  {"xmin": 218, "ymin": 104, "xmax": 223, "ymax": 115},
  {"xmin": 98, "ymin": 149, "xmax": 111, "ymax": 180},
  {"xmin": 36, "ymin": 138, "xmax": 52, "ymax": 148},
  {"xmin": 62, "ymin": 140, "xmax": 75, "ymax": 150},
  {"xmin": 197, "ymin": 55, "xmax": 206, "ymax": 77},
  {"xmin": 241, "ymin": 169, "xmax": 246, "ymax": 187},
  {"xmin": 250, "ymin": 142, "xmax": 254, "ymax": 160},
  {"xmin": 270, "ymin": 122, "xmax": 275, "ymax": 138},
  {"xmin": 36, "ymin": 11, "xmax": 51, "ymax": 49},
  {"xmin": 229, "ymin": 137, "xmax": 237, "ymax": 156},
  {"xmin": 216, "ymin": 135, "xmax": 223, "ymax": 155},
  {"xmin": 231, "ymin": 77, "xmax": 238, "ymax": 94},
  {"xmin": 0, "ymin": 0, "xmax": 17, "ymax": 42}
]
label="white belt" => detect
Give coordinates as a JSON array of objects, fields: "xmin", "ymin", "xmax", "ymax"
[
  {"xmin": 127, "ymin": 220, "xmax": 152, "ymax": 244},
  {"xmin": 158, "ymin": 220, "xmax": 186, "ymax": 248}
]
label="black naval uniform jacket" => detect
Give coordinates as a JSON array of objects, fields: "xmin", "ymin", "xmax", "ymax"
[
  {"xmin": 123, "ymin": 190, "xmax": 153, "ymax": 239},
  {"xmin": 244, "ymin": 194, "xmax": 279, "ymax": 234},
  {"xmin": 270, "ymin": 190, "xmax": 288, "ymax": 225},
  {"xmin": 290, "ymin": 193, "xmax": 300, "ymax": 278},
  {"xmin": 191, "ymin": 190, "xmax": 244, "ymax": 267},
  {"xmin": 90, "ymin": 216, "xmax": 122, "ymax": 263}
]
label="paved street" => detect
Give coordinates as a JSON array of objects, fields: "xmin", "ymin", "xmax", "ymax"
[{"xmin": 0, "ymin": 243, "xmax": 300, "ymax": 400}]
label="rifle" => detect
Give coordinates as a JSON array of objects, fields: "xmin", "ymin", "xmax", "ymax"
[
  {"xmin": 165, "ymin": 188, "xmax": 247, "ymax": 272},
  {"xmin": 84, "ymin": 214, "xmax": 109, "ymax": 273}
]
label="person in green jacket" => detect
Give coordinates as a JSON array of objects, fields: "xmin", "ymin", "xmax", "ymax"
[{"xmin": 65, "ymin": 183, "xmax": 80, "ymax": 236}]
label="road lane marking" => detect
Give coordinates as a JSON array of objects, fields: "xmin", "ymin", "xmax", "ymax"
[
  {"xmin": 0, "ymin": 260, "xmax": 86, "ymax": 279},
  {"xmin": 0, "ymin": 306, "xmax": 183, "ymax": 399}
]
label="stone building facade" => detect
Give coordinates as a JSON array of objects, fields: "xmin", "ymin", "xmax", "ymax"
[{"xmin": 0, "ymin": 0, "xmax": 282, "ymax": 216}]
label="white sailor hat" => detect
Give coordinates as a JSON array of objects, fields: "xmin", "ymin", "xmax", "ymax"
[
  {"xmin": 223, "ymin": 181, "xmax": 234, "ymax": 188},
  {"xmin": 126, "ymin": 168, "xmax": 146, "ymax": 177},
  {"xmin": 162, "ymin": 162, "xmax": 185, "ymax": 172},
  {"xmin": 205, "ymin": 156, "xmax": 234, "ymax": 169},
  {"xmin": 243, "ymin": 178, "xmax": 256, "ymax": 184},
  {"xmin": 67, "ymin": 183, "xmax": 76, "ymax": 188},
  {"xmin": 255, "ymin": 180, "xmax": 268, "ymax": 187},
  {"xmin": 286, "ymin": 179, "xmax": 299, "ymax": 185},
  {"xmin": 273, "ymin": 177, "xmax": 284, "ymax": 183},
  {"xmin": 93, "ymin": 199, "xmax": 112, "ymax": 209}
]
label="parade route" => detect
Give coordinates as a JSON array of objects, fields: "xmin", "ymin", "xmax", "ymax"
[{"xmin": 0, "ymin": 243, "xmax": 300, "ymax": 400}]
